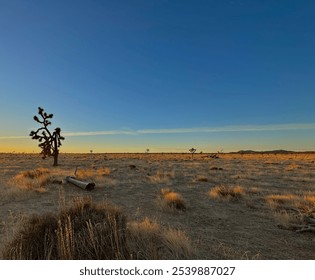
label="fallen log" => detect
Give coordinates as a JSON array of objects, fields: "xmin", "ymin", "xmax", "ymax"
[{"xmin": 65, "ymin": 176, "xmax": 95, "ymax": 191}]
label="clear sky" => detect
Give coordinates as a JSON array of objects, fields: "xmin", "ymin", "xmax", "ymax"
[{"xmin": 1, "ymin": 0, "xmax": 315, "ymax": 153}]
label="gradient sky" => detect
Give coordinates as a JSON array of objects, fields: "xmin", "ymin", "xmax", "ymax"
[{"xmin": 1, "ymin": 0, "xmax": 315, "ymax": 153}]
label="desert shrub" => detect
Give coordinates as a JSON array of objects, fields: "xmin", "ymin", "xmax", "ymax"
[
  {"xmin": 75, "ymin": 168, "xmax": 95, "ymax": 180},
  {"xmin": 210, "ymin": 167, "xmax": 223, "ymax": 170},
  {"xmin": 196, "ymin": 175, "xmax": 208, "ymax": 182},
  {"xmin": 97, "ymin": 167, "xmax": 111, "ymax": 176},
  {"xmin": 149, "ymin": 171, "xmax": 175, "ymax": 183},
  {"xmin": 20, "ymin": 168, "xmax": 50, "ymax": 179},
  {"xmin": 266, "ymin": 193, "xmax": 315, "ymax": 232},
  {"xmin": 265, "ymin": 193, "xmax": 315, "ymax": 211},
  {"xmin": 10, "ymin": 168, "xmax": 53, "ymax": 192},
  {"xmin": 74, "ymin": 168, "xmax": 110, "ymax": 185},
  {"xmin": 2, "ymin": 197, "xmax": 129, "ymax": 260},
  {"xmin": 209, "ymin": 185, "xmax": 245, "ymax": 201},
  {"xmin": 159, "ymin": 188, "xmax": 186, "ymax": 211},
  {"xmin": 2, "ymin": 197, "xmax": 192, "ymax": 260},
  {"xmin": 265, "ymin": 194, "xmax": 298, "ymax": 209},
  {"xmin": 274, "ymin": 210, "xmax": 303, "ymax": 230}
]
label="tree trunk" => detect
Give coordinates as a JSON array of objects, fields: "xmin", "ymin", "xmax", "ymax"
[{"xmin": 53, "ymin": 137, "xmax": 58, "ymax": 166}]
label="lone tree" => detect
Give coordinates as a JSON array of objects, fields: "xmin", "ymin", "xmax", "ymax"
[
  {"xmin": 30, "ymin": 107, "xmax": 65, "ymax": 166},
  {"xmin": 189, "ymin": 147, "xmax": 197, "ymax": 159}
]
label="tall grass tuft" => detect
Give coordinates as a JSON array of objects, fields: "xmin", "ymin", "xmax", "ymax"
[
  {"xmin": 2, "ymin": 197, "xmax": 129, "ymax": 260},
  {"xmin": 159, "ymin": 188, "xmax": 186, "ymax": 211},
  {"xmin": 127, "ymin": 218, "xmax": 193, "ymax": 259},
  {"xmin": 2, "ymin": 197, "xmax": 193, "ymax": 260},
  {"xmin": 208, "ymin": 185, "xmax": 245, "ymax": 201},
  {"xmin": 10, "ymin": 168, "xmax": 53, "ymax": 192}
]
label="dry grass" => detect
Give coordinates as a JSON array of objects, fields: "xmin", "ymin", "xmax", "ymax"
[
  {"xmin": 127, "ymin": 218, "xmax": 193, "ymax": 259},
  {"xmin": 75, "ymin": 168, "xmax": 95, "ymax": 180},
  {"xmin": 97, "ymin": 167, "xmax": 111, "ymax": 176},
  {"xmin": 148, "ymin": 170, "xmax": 175, "ymax": 183},
  {"xmin": 208, "ymin": 185, "xmax": 245, "ymax": 201},
  {"xmin": 266, "ymin": 194, "xmax": 298, "ymax": 209},
  {"xmin": 2, "ymin": 197, "xmax": 193, "ymax": 260},
  {"xmin": 1, "ymin": 152, "xmax": 315, "ymax": 259},
  {"xmin": 266, "ymin": 193, "xmax": 315, "ymax": 232},
  {"xmin": 266, "ymin": 193, "xmax": 315, "ymax": 211},
  {"xmin": 286, "ymin": 163, "xmax": 300, "ymax": 171},
  {"xmin": 211, "ymin": 243, "xmax": 261, "ymax": 260},
  {"xmin": 159, "ymin": 188, "xmax": 186, "ymax": 211},
  {"xmin": 196, "ymin": 175, "xmax": 208, "ymax": 182},
  {"xmin": 274, "ymin": 210, "xmax": 303, "ymax": 230},
  {"xmin": 9, "ymin": 168, "xmax": 52, "ymax": 193},
  {"xmin": 2, "ymin": 197, "xmax": 129, "ymax": 259},
  {"xmin": 74, "ymin": 167, "xmax": 111, "ymax": 185}
]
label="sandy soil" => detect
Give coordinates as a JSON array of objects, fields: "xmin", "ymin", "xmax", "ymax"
[{"xmin": 1, "ymin": 152, "xmax": 315, "ymax": 259}]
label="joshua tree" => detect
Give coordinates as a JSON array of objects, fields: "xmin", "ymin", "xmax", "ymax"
[
  {"xmin": 145, "ymin": 148, "xmax": 150, "ymax": 154},
  {"xmin": 189, "ymin": 147, "xmax": 197, "ymax": 159},
  {"xmin": 30, "ymin": 107, "xmax": 65, "ymax": 166}
]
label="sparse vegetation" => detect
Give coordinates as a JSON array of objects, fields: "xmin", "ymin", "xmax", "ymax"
[
  {"xmin": 196, "ymin": 175, "xmax": 208, "ymax": 182},
  {"xmin": 208, "ymin": 185, "xmax": 245, "ymax": 201},
  {"xmin": 2, "ymin": 197, "xmax": 193, "ymax": 259},
  {"xmin": 159, "ymin": 188, "xmax": 186, "ymax": 211},
  {"xmin": 9, "ymin": 168, "xmax": 56, "ymax": 192},
  {"xmin": 265, "ymin": 193, "xmax": 315, "ymax": 232},
  {"xmin": 148, "ymin": 170, "xmax": 175, "ymax": 183},
  {"xmin": 128, "ymin": 218, "xmax": 193, "ymax": 259},
  {"xmin": 1, "ymin": 152, "xmax": 315, "ymax": 259},
  {"xmin": 2, "ymin": 197, "xmax": 129, "ymax": 259}
]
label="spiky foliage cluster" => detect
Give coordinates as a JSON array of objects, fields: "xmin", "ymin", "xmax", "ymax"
[
  {"xmin": 30, "ymin": 107, "xmax": 64, "ymax": 166},
  {"xmin": 189, "ymin": 148, "xmax": 196, "ymax": 159}
]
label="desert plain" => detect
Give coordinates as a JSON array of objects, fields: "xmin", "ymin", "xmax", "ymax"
[{"xmin": 0, "ymin": 152, "xmax": 315, "ymax": 259}]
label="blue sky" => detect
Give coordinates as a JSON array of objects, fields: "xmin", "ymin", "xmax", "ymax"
[{"xmin": 0, "ymin": 0, "xmax": 315, "ymax": 152}]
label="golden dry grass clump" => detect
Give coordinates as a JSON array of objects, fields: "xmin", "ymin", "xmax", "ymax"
[
  {"xmin": 2, "ymin": 197, "xmax": 193, "ymax": 260},
  {"xmin": 97, "ymin": 167, "xmax": 111, "ymax": 176},
  {"xmin": 74, "ymin": 167, "xmax": 112, "ymax": 185},
  {"xmin": 9, "ymin": 168, "xmax": 55, "ymax": 193},
  {"xmin": 128, "ymin": 218, "xmax": 193, "ymax": 259},
  {"xmin": 75, "ymin": 168, "xmax": 96, "ymax": 180},
  {"xmin": 149, "ymin": 170, "xmax": 175, "ymax": 183},
  {"xmin": 196, "ymin": 175, "xmax": 208, "ymax": 182},
  {"xmin": 77, "ymin": 167, "xmax": 112, "ymax": 177},
  {"xmin": 265, "ymin": 193, "xmax": 315, "ymax": 232},
  {"xmin": 266, "ymin": 193, "xmax": 315, "ymax": 211},
  {"xmin": 159, "ymin": 188, "xmax": 186, "ymax": 211},
  {"xmin": 208, "ymin": 185, "xmax": 245, "ymax": 201}
]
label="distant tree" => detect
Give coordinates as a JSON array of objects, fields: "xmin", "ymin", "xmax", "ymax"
[
  {"xmin": 189, "ymin": 148, "xmax": 197, "ymax": 159},
  {"xmin": 30, "ymin": 107, "xmax": 65, "ymax": 166},
  {"xmin": 145, "ymin": 148, "xmax": 150, "ymax": 154}
]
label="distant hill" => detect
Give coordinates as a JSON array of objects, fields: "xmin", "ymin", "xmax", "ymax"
[{"xmin": 237, "ymin": 149, "xmax": 295, "ymax": 154}]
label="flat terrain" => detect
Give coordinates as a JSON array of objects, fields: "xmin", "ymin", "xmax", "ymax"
[{"xmin": 1, "ymin": 152, "xmax": 315, "ymax": 259}]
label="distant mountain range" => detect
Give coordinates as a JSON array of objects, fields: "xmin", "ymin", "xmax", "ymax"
[{"xmin": 236, "ymin": 150, "xmax": 305, "ymax": 154}]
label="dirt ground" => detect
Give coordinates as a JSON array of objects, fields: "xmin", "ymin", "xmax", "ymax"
[{"xmin": 1, "ymin": 152, "xmax": 315, "ymax": 259}]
